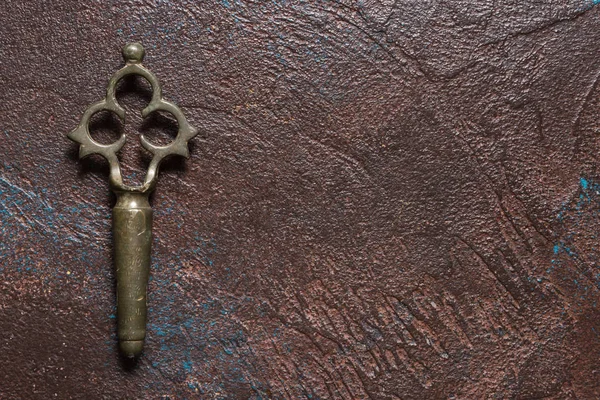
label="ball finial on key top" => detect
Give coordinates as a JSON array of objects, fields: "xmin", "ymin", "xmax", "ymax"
[{"xmin": 122, "ymin": 42, "xmax": 145, "ymax": 64}]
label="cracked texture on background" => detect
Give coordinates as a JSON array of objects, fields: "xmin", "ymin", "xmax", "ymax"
[{"xmin": 1, "ymin": 0, "xmax": 600, "ymax": 398}]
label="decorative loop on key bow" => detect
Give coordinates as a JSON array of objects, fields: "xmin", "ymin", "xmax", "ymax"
[{"xmin": 68, "ymin": 43, "xmax": 198, "ymax": 193}]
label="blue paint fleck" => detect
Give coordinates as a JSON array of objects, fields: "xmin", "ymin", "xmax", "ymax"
[
  {"xmin": 552, "ymin": 176, "xmax": 600, "ymax": 297},
  {"xmin": 182, "ymin": 360, "xmax": 193, "ymax": 372}
]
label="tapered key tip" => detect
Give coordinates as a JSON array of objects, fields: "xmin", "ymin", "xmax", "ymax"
[
  {"xmin": 122, "ymin": 43, "xmax": 145, "ymax": 64},
  {"xmin": 120, "ymin": 340, "xmax": 144, "ymax": 358}
]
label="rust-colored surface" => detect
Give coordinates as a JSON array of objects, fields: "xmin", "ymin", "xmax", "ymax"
[{"xmin": 1, "ymin": 1, "xmax": 600, "ymax": 398}]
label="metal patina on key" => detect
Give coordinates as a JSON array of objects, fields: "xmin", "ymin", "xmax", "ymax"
[{"xmin": 68, "ymin": 43, "xmax": 198, "ymax": 358}]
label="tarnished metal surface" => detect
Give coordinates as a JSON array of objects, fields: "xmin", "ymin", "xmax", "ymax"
[
  {"xmin": 1, "ymin": 0, "xmax": 600, "ymax": 398},
  {"xmin": 113, "ymin": 192, "xmax": 152, "ymax": 358},
  {"xmin": 67, "ymin": 43, "xmax": 198, "ymax": 358}
]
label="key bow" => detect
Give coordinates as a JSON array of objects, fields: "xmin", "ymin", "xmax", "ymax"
[{"xmin": 68, "ymin": 42, "xmax": 198, "ymax": 193}]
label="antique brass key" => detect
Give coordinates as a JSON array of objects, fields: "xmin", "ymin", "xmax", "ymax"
[{"xmin": 68, "ymin": 43, "xmax": 198, "ymax": 358}]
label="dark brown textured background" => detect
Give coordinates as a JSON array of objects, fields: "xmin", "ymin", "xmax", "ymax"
[{"xmin": 1, "ymin": 0, "xmax": 600, "ymax": 398}]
